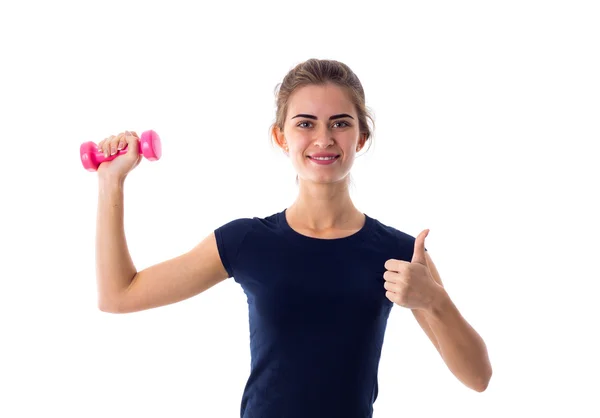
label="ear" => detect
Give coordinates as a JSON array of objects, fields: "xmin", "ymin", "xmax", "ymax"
[
  {"xmin": 357, "ymin": 134, "xmax": 368, "ymax": 152},
  {"xmin": 272, "ymin": 125, "xmax": 286, "ymax": 150}
]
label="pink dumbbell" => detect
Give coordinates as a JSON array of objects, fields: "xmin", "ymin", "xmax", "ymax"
[{"xmin": 80, "ymin": 130, "xmax": 162, "ymax": 172}]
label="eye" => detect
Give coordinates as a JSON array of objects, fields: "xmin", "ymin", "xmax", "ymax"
[
  {"xmin": 333, "ymin": 121, "xmax": 350, "ymax": 128},
  {"xmin": 297, "ymin": 121, "xmax": 312, "ymax": 128}
]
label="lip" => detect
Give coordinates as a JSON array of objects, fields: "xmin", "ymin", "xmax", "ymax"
[
  {"xmin": 307, "ymin": 153, "xmax": 340, "ymax": 158},
  {"xmin": 307, "ymin": 155, "xmax": 339, "ymax": 165}
]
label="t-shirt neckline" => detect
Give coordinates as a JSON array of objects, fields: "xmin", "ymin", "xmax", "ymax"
[{"xmin": 279, "ymin": 208, "xmax": 372, "ymax": 244}]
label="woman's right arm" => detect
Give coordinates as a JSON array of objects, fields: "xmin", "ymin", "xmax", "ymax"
[
  {"xmin": 96, "ymin": 176, "xmax": 230, "ymax": 314},
  {"xmin": 95, "ymin": 131, "xmax": 230, "ymax": 314}
]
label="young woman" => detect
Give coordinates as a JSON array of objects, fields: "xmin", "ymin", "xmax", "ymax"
[{"xmin": 95, "ymin": 58, "xmax": 492, "ymax": 418}]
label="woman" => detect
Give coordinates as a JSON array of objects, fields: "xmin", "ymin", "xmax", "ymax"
[{"xmin": 95, "ymin": 58, "xmax": 492, "ymax": 418}]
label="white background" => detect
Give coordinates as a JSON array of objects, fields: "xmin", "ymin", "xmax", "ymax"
[{"xmin": 1, "ymin": 0, "xmax": 598, "ymax": 417}]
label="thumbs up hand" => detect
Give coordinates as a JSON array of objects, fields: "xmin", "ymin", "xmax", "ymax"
[{"xmin": 383, "ymin": 229, "xmax": 442, "ymax": 311}]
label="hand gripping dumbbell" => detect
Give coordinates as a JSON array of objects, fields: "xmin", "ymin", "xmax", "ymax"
[{"xmin": 80, "ymin": 130, "xmax": 162, "ymax": 171}]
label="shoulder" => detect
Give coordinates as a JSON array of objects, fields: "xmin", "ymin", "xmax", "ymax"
[
  {"xmin": 213, "ymin": 217, "xmax": 257, "ymax": 249},
  {"xmin": 215, "ymin": 217, "xmax": 256, "ymax": 233},
  {"xmin": 214, "ymin": 210, "xmax": 282, "ymax": 244},
  {"xmin": 215, "ymin": 210, "xmax": 280, "ymax": 232},
  {"xmin": 368, "ymin": 214, "xmax": 416, "ymax": 242},
  {"xmin": 212, "ymin": 211, "xmax": 283, "ymax": 278},
  {"xmin": 367, "ymin": 214, "xmax": 427, "ymax": 257}
]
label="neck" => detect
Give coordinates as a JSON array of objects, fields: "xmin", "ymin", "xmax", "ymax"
[{"xmin": 288, "ymin": 179, "xmax": 361, "ymax": 230}]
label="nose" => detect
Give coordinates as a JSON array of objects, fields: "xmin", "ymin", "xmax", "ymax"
[{"xmin": 312, "ymin": 126, "xmax": 335, "ymax": 148}]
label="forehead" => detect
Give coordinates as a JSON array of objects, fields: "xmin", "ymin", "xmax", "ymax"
[{"xmin": 287, "ymin": 83, "xmax": 354, "ymax": 116}]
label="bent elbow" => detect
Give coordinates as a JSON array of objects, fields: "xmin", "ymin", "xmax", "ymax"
[
  {"xmin": 474, "ymin": 368, "xmax": 492, "ymax": 392},
  {"xmin": 98, "ymin": 296, "xmax": 120, "ymax": 314}
]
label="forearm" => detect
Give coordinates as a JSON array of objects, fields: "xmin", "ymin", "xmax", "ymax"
[
  {"xmin": 96, "ymin": 176, "xmax": 137, "ymax": 310},
  {"xmin": 425, "ymin": 289, "xmax": 492, "ymax": 392}
]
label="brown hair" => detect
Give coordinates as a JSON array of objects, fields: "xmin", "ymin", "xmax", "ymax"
[{"xmin": 269, "ymin": 58, "xmax": 375, "ymax": 185}]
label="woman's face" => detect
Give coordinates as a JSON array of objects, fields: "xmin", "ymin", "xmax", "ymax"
[{"xmin": 276, "ymin": 83, "xmax": 366, "ymax": 185}]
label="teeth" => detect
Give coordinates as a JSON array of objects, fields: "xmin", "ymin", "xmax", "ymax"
[{"xmin": 312, "ymin": 156, "xmax": 336, "ymax": 160}]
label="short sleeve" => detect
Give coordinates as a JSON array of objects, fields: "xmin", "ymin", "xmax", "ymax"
[{"xmin": 214, "ymin": 218, "xmax": 254, "ymax": 278}]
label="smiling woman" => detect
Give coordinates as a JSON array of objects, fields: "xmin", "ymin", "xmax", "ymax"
[
  {"xmin": 269, "ymin": 60, "xmax": 375, "ymax": 187},
  {"xmin": 94, "ymin": 58, "xmax": 491, "ymax": 418}
]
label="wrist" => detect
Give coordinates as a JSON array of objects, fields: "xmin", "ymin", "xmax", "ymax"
[
  {"xmin": 426, "ymin": 285, "xmax": 452, "ymax": 320},
  {"xmin": 98, "ymin": 174, "xmax": 126, "ymax": 188}
]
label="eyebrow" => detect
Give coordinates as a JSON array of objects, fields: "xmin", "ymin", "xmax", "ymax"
[{"xmin": 291, "ymin": 113, "xmax": 354, "ymax": 120}]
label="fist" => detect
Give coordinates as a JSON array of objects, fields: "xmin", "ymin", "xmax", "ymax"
[
  {"xmin": 383, "ymin": 229, "xmax": 440, "ymax": 311},
  {"xmin": 97, "ymin": 131, "xmax": 142, "ymax": 179}
]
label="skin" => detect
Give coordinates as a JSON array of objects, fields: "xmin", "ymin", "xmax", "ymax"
[{"xmin": 272, "ymin": 82, "xmax": 368, "ymax": 236}]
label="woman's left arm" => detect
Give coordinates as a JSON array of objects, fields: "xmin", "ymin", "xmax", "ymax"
[{"xmin": 413, "ymin": 251, "xmax": 493, "ymax": 392}]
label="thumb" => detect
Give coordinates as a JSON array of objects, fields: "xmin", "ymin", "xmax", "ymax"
[
  {"xmin": 411, "ymin": 229, "xmax": 429, "ymax": 265},
  {"xmin": 123, "ymin": 131, "xmax": 140, "ymax": 158}
]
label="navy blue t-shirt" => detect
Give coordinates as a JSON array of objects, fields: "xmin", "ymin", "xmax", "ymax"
[{"xmin": 214, "ymin": 208, "xmax": 426, "ymax": 418}]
